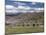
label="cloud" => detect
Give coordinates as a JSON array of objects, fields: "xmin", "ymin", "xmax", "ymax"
[
  {"xmin": 18, "ymin": 2, "xmax": 26, "ymax": 6},
  {"xmin": 6, "ymin": 5, "xmax": 31, "ymax": 13},
  {"xmin": 17, "ymin": 7, "xmax": 44, "ymax": 13},
  {"xmin": 10, "ymin": 0, "xmax": 17, "ymax": 1},
  {"xmin": 6, "ymin": 4, "xmax": 44, "ymax": 14},
  {"xmin": 6, "ymin": 5, "xmax": 14, "ymax": 9},
  {"xmin": 18, "ymin": 5, "xmax": 31, "ymax": 10},
  {"xmin": 6, "ymin": 5, "xmax": 19, "ymax": 13},
  {"xmin": 13, "ymin": 2, "xmax": 27, "ymax": 7},
  {"xmin": 34, "ymin": 8, "xmax": 44, "ymax": 10},
  {"xmin": 32, "ymin": 2, "xmax": 36, "ymax": 5}
]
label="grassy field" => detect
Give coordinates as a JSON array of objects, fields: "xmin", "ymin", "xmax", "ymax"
[{"xmin": 5, "ymin": 26, "xmax": 44, "ymax": 34}]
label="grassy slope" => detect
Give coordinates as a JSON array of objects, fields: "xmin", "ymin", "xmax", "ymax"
[{"xmin": 5, "ymin": 12, "xmax": 44, "ymax": 34}]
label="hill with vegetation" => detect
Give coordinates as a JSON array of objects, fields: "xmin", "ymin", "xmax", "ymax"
[{"xmin": 5, "ymin": 11, "xmax": 44, "ymax": 34}]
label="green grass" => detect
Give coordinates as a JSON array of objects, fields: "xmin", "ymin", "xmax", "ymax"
[{"xmin": 5, "ymin": 26, "xmax": 44, "ymax": 34}]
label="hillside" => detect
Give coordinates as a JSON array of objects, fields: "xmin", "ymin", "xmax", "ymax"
[
  {"xmin": 5, "ymin": 12, "xmax": 44, "ymax": 25},
  {"xmin": 5, "ymin": 12, "xmax": 44, "ymax": 34}
]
